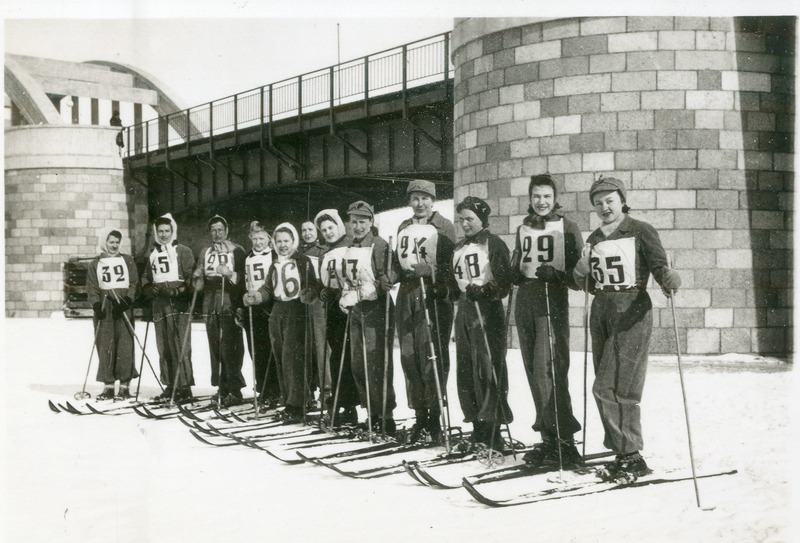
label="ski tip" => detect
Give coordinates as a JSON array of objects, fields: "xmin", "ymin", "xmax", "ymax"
[{"xmin": 48, "ymin": 400, "xmax": 61, "ymax": 414}]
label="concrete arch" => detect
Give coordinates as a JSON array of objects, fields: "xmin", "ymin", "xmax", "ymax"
[{"xmin": 4, "ymin": 54, "xmax": 63, "ymax": 124}]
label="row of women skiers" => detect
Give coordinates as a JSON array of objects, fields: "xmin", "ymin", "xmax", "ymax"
[{"xmin": 86, "ymin": 175, "xmax": 681, "ymax": 481}]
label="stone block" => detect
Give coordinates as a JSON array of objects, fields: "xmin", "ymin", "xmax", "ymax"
[
  {"xmin": 540, "ymin": 97, "xmax": 570, "ymax": 118},
  {"xmin": 674, "ymin": 209, "xmax": 715, "ymax": 229},
  {"xmin": 626, "ymin": 51, "xmax": 676, "ymax": 71},
  {"xmin": 654, "ymin": 110, "xmax": 695, "ymax": 131},
  {"xmin": 694, "ymin": 110, "xmax": 724, "ymax": 129},
  {"xmin": 694, "ymin": 230, "xmax": 733, "ymax": 248},
  {"xmin": 705, "ymin": 308, "xmax": 734, "ymax": 328},
  {"xmin": 629, "ymin": 17, "xmax": 674, "ymax": 31},
  {"xmin": 686, "ymin": 90, "xmax": 734, "ymax": 110},
  {"xmin": 715, "ymin": 210, "xmax": 749, "ymax": 229},
  {"xmin": 498, "ymin": 122, "xmax": 527, "ymax": 143},
  {"xmin": 641, "ymin": 90, "xmax": 685, "ymax": 109},
  {"xmin": 589, "ymin": 53, "xmax": 627, "ymax": 73},
  {"xmin": 570, "ymin": 133, "xmax": 605, "ymax": 153},
  {"xmin": 693, "ymin": 268, "xmax": 732, "ymax": 288},
  {"xmin": 601, "ymin": 92, "xmax": 641, "ymax": 112},
  {"xmin": 582, "ymin": 113, "xmax": 617, "ymax": 133},
  {"xmin": 751, "ymin": 211, "xmax": 785, "ymax": 230},
  {"xmin": 697, "ymin": 149, "xmax": 737, "ymax": 170},
  {"xmin": 564, "ymin": 172, "xmax": 595, "ymax": 193},
  {"xmin": 509, "ymin": 177, "xmax": 531, "ymax": 197},
  {"xmin": 505, "ymin": 63, "xmax": 540, "ymax": 85},
  {"xmin": 675, "ymin": 50, "xmax": 734, "ymax": 70},
  {"xmin": 542, "ymin": 19, "xmax": 580, "ymax": 40},
  {"xmin": 677, "ymin": 170, "xmax": 717, "ymax": 189},
  {"xmin": 553, "ymin": 115, "xmax": 582, "ymax": 135},
  {"xmin": 540, "ymin": 136, "xmax": 570, "ymax": 156},
  {"xmin": 697, "ymin": 189, "xmax": 739, "ymax": 209},
  {"xmin": 513, "ymin": 101, "xmax": 542, "ymax": 121},
  {"xmin": 750, "ymin": 328, "xmax": 786, "ymax": 355},
  {"xmin": 612, "ymin": 72, "xmax": 656, "ymax": 92},
  {"xmin": 499, "ymin": 84, "xmax": 525, "ymax": 105},
  {"xmin": 729, "ymin": 32, "xmax": 767, "ymax": 53},
  {"xmin": 582, "ymin": 152, "xmax": 614, "ymax": 172},
  {"xmin": 526, "ymin": 118, "xmax": 554, "ymax": 137},
  {"xmin": 477, "ymin": 126, "xmax": 498, "ymax": 146},
  {"xmin": 510, "ymin": 138, "xmax": 540, "ymax": 159},
  {"xmin": 773, "ymin": 154, "xmax": 793, "ymax": 172},
  {"xmin": 746, "ymin": 111, "xmax": 776, "ymax": 132},
  {"xmin": 720, "ymin": 328, "xmax": 751, "ymax": 354},
  {"xmin": 615, "ymin": 151, "xmax": 654, "ymax": 170},
  {"xmin": 626, "ymin": 189, "xmax": 656, "ymax": 209},
  {"xmin": 675, "ymin": 17, "xmax": 709, "ymax": 31},
  {"xmin": 716, "ymin": 249, "xmax": 752, "ymax": 269},
  {"xmin": 539, "ymin": 57, "xmax": 590, "ymax": 80},
  {"xmin": 562, "ymin": 35, "xmax": 608, "ymax": 57},
  {"xmin": 677, "ymin": 129, "xmax": 719, "ymax": 149},
  {"xmin": 580, "ymin": 17, "xmax": 626, "ymax": 36},
  {"xmin": 687, "ymin": 328, "xmax": 720, "ymax": 354},
  {"xmin": 516, "ymin": 41, "xmax": 561, "ymax": 64},
  {"xmin": 659, "ymin": 229, "xmax": 694, "ymax": 249},
  {"xmin": 553, "ymin": 74, "xmax": 611, "ymax": 96},
  {"xmin": 605, "ymin": 131, "xmax": 638, "ymax": 150},
  {"xmin": 568, "ymin": 94, "xmax": 600, "ymax": 114},
  {"xmin": 618, "ymin": 111, "xmax": 654, "ymax": 130},
  {"xmin": 697, "ymin": 70, "xmax": 721, "ymax": 90},
  {"xmin": 737, "ymin": 151, "xmax": 773, "ymax": 171},
  {"xmin": 657, "ymin": 71, "xmax": 698, "ymax": 90},
  {"xmin": 638, "ymin": 130, "xmax": 677, "ymax": 150},
  {"xmin": 633, "ymin": 209, "xmax": 674, "ymax": 228},
  {"xmin": 672, "ymin": 288, "xmax": 711, "ymax": 307},
  {"xmin": 721, "ymin": 71, "xmax": 771, "ymax": 92},
  {"xmin": 488, "ymin": 105, "xmax": 514, "ymax": 126},
  {"xmin": 654, "ymin": 150, "xmax": 696, "ymax": 169},
  {"xmin": 547, "ymin": 154, "xmax": 582, "ymax": 174},
  {"xmin": 695, "ymin": 31, "xmax": 726, "ymax": 50},
  {"xmin": 659, "ymin": 31, "xmax": 696, "ymax": 50},
  {"xmin": 657, "ymin": 190, "xmax": 696, "ymax": 208}
]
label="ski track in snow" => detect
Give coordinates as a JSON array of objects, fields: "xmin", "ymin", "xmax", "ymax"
[{"xmin": 2, "ymin": 317, "xmax": 795, "ymax": 543}]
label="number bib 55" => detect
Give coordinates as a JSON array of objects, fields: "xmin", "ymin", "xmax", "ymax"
[
  {"xmin": 452, "ymin": 243, "xmax": 492, "ymax": 292},
  {"xmin": 245, "ymin": 253, "xmax": 273, "ymax": 291},
  {"xmin": 149, "ymin": 248, "xmax": 179, "ymax": 283},
  {"xmin": 272, "ymin": 259, "xmax": 301, "ymax": 301},
  {"xmin": 97, "ymin": 257, "xmax": 130, "ymax": 290},
  {"xmin": 518, "ymin": 221, "xmax": 566, "ymax": 278},
  {"xmin": 590, "ymin": 238, "xmax": 636, "ymax": 288},
  {"xmin": 204, "ymin": 250, "xmax": 233, "ymax": 277},
  {"xmin": 397, "ymin": 224, "xmax": 438, "ymax": 273}
]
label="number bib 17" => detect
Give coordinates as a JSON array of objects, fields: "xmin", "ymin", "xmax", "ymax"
[
  {"xmin": 518, "ymin": 221, "xmax": 566, "ymax": 278},
  {"xmin": 97, "ymin": 257, "xmax": 130, "ymax": 290},
  {"xmin": 245, "ymin": 253, "xmax": 273, "ymax": 291},
  {"xmin": 452, "ymin": 243, "xmax": 492, "ymax": 292},
  {"xmin": 590, "ymin": 238, "xmax": 636, "ymax": 288},
  {"xmin": 320, "ymin": 247, "xmax": 348, "ymax": 289},
  {"xmin": 149, "ymin": 248, "xmax": 179, "ymax": 283},
  {"xmin": 343, "ymin": 246, "xmax": 377, "ymax": 301},
  {"xmin": 397, "ymin": 224, "xmax": 438, "ymax": 272},
  {"xmin": 272, "ymin": 259, "xmax": 301, "ymax": 301},
  {"xmin": 204, "ymin": 250, "xmax": 233, "ymax": 278}
]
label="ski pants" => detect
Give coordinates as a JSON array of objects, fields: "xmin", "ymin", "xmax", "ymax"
[
  {"xmin": 152, "ymin": 296, "xmax": 194, "ymax": 388},
  {"xmin": 326, "ymin": 299, "xmax": 359, "ymax": 409},
  {"xmin": 269, "ymin": 300, "xmax": 310, "ymax": 409},
  {"xmin": 349, "ymin": 296, "xmax": 396, "ymax": 418},
  {"xmin": 308, "ymin": 299, "xmax": 331, "ymax": 402},
  {"xmin": 454, "ymin": 296, "xmax": 512, "ymax": 424},
  {"xmin": 203, "ymin": 289, "xmax": 245, "ymax": 396},
  {"xmin": 243, "ymin": 305, "xmax": 279, "ymax": 400},
  {"xmin": 590, "ymin": 289, "xmax": 652, "ymax": 454},
  {"xmin": 94, "ymin": 309, "xmax": 139, "ymax": 384},
  {"xmin": 395, "ymin": 280, "xmax": 453, "ymax": 413},
  {"xmin": 515, "ymin": 281, "xmax": 581, "ymax": 438}
]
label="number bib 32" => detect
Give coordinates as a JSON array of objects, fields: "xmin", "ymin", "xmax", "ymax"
[
  {"xmin": 245, "ymin": 253, "xmax": 273, "ymax": 291},
  {"xmin": 272, "ymin": 259, "xmax": 301, "ymax": 301},
  {"xmin": 590, "ymin": 238, "xmax": 636, "ymax": 289},
  {"xmin": 204, "ymin": 250, "xmax": 233, "ymax": 278},
  {"xmin": 149, "ymin": 248, "xmax": 179, "ymax": 283},
  {"xmin": 518, "ymin": 221, "xmax": 566, "ymax": 278},
  {"xmin": 397, "ymin": 223, "xmax": 438, "ymax": 273},
  {"xmin": 452, "ymin": 243, "xmax": 493, "ymax": 292},
  {"xmin": 97, "ymin": 256, "xmax": 130, "ymax": 290}
]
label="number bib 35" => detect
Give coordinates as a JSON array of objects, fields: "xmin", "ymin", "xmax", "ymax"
[
  {"xmin": 204, "ymin": 250, "xmax": 233, "ymax": 277},
  {"xmin": 452, "ymin": 243, "xmax": 492, "ymax": 292},
  {"xmin": 98, "ymin": 257, "xmax": 130, "ymax": 290},
  {"xmin": 590, "ymin": 238, "xmax": 636, "ymax": 288},
  {"xmin": 246, "ymin": 253, "xmax": 273, "ymax": 291},
  {"xmin": 518, "ymin": 221, "xmax": 566, "ymax": 278},
  {"xmin": 149, "ymin": 248, "xmax": 179, "ymax": 283},
  {"xmin": 272, "ymin": 259, "xmax": 301, "ymax": 301},
  {"xmin": 397, "ymin": 223, "xmax": 438, "ymax": 273}
]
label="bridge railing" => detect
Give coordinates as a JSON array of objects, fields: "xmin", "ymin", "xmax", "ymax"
[{"xmin": 126, "ymin": 32, "xmax": 452, "ymax": 157}]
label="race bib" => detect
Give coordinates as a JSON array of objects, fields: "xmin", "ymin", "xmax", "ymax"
[
  {"xmin": 452, "ymin": 243, "xmax": 493, "ymax": 292},
  {"xmin": 343, "ymin": 246, "xmax": 377, "ymax": 302},
  {"xmin": 149, "ymin": 248, "xmax": 179, "ymax": 283},
  {"xmin": 306, "ymin": 256, "xmax": 320, "ymax": 280},
  {"xmin": 320, "ymin": 246, "xmax": 349, "ymax": 289},
  {"xmin": 97, "ymin": 256, "xmax": 130, "ymax": 290},
  {"xmin": 397, "ymin": 223, "xmax": 439, "ymax": 273},
  {"xmin": 204, "ymin": 250, "xmax": 234, "ymax": 278},
  {"xmin": 245, "ymin": 253, "xmax": 273, "ymax": 291},
  {"xmin": 272, "ymin": 259, "xmax": 302, "ymax": 301},
  {"xmin": 518, "ymin": 221, "xmax": 566, "ymax": 278},
  {"xmin": 590, "ymin": 238, "xmax": 636, "ymax": 288}
]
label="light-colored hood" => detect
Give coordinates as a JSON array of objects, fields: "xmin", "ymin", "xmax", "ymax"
[
  {"xmin": 273, "ymin": 222, "xmax": 299, "ymax": 260},
  {"xmin": 96, "ymin": 227, "xmax": 123, "ymax": 257},
  {"xmin": 314, "ymin": 208, "xmax": 346, "ymax": 242}
]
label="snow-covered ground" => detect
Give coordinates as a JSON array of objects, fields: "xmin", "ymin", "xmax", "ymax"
[{"xmin": 1, "ymin": 317, "xmax": 795, "ymax": 543}]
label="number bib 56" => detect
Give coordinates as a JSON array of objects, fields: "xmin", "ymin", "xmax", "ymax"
[
  {"xmin": 204, "ymin": 250, "xmax": 233, "ymax": 277},
  {"xmin": 320, "ymin": 247, "xmax": 348, "ymax": 289},
  {"xmin": 518, "ymin": 221, "xmax": 566, "ymax": 278},
  {"xmin": 149, "ymin": 248, "xmax": 179, "ymax": 283},
  {"xmin": 590, "ymin": 238, "xmax": 636, "ymax": 288},
  {"xmin": 245, "ymin": 253, "xmax": 273, "ymax": 291},
  {"xmin": 452, "ymin": 243, "xmax": 492, "ymax": 292},
  {"xmin": 397, "ymin": 224, "xmax": 438, "ymax": 273},
  {"xmin": 97, "ymin": 257, "xmax": 130, "ymax": 290},
  {"xmin": 272, "ymin": 259, "xmax": 301, "ymax": 301}
]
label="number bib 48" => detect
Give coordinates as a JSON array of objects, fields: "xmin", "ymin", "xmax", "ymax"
[
  {"xmin": 518, "ymin": 221, "xmax": 566, "ymax": 278},
  {"xmin": 320, "ymin": 247, "xmax": 348, "ymax": 289},
  {"xmin": 245, "ymin": 253, "xmax": 273, "ymax": 291},
  {"xmin": 97, "ymin": 257, "xmax": 130, "ymax": 290},
  {"xmin": 590, "ymin": 238, "xmax": 636, "ymax": 288},
  {"xmin": 204, "ymin": 250, "xmax": 233, "ymax": 277},
  {"xmin": 452, "ymin": 243, "xmax": 492, "ymax": 292},
  {"xmin": 149, "ymin": 248, "xmax": 179, "ymax": 283},
  {"xmin": 272, "ymin": 259, "xmax": 301, "ymax": 301},
  {"xmin": 397, "ymin": 224, "xmax": 438, "ymax": 272}
]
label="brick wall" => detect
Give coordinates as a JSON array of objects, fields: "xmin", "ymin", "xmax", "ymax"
[{"xmin": 452, "ymin": 16, "xmax": 794, "ymax": 356}]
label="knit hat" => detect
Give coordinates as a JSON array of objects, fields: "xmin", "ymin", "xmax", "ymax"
[
  {"xmin": 407, "ymin": 179, "xmax": 436, "ymax": 198},
  {"xmin": 347, "ymin": 200, "xmax": 374, "ymax": 218},
  {"xmin": 207, "ymin": 214, "xmax": 228, "ymax": 231},
  {"xmin": 589, "ymin": 176, "xmax": 627, "ymax": 204},
  {"xmin": 456, "ymin": 196, "xmax": 491, "ymax": 228}
]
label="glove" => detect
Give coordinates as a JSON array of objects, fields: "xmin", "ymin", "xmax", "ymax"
[
  {"xmin": 150, "ymin": 283, "xmax": 164, "ymax": 297},
  {"xmin": 428, "ymin": 283, "xmax": 450, "ymax": 300},
  {"xmin": 93, "ymin": 301, "xmax": 105, "ymax": 320},
  {"xmin": 243, "ymin": 291, "xmax": 264, "ymax": 307},
  {"xmin": 374, "ymin": 277, "xmax": 394, "ymax": 294},
  {"xmin": 192, "ymin": 275, "xmax": 204, "ymax": 292},
  {"xmin": 573, "ymin": 256, "xmax": 590, "ymax": 280},
  {"xmin": 216, "ymin": 265, "xmax": 233, "ymax": 279},
  {"xmin": 661, "ymin": 269, "xmax": 681, "ymax": 297},
  {"xmin": 535, "ymin": 264, "xmax": 563, "ymax": 284},
  {"xmin": 479, "ymin": 281, "xmax": 500, "ymax": 301},
  {"xmin": 411, "ymin": 262, "xmax": 432, "ymax": 278},
  {"xmin": 163, "ymin": 286, "xmax": 181, "ymax": 298},
  {"xmin": 465, "ymin": 284, "xmax": 482, "ymax": 302},
  {"xmin": 112, "ymin": 296, "xmax": 132, "ymax": 318},
  {"xmin": 234, "ymin": 308, "xmax": 244, "ymax": 328},
  {"xmin": 319, "ymin": 288, "xmax": 339, "ymax": 303},
  {"xmin": 299, "ymin": 288, "xmax": 317, "ymax": 304},
  {"xmin": 402, "ymin": 269, "xmax": 418, "ymax": 282}
]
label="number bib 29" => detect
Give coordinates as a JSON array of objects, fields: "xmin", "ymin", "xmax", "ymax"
[
  {"xmin": 245, "ymin": 253, "xmax": 273, "ymax": 291},
  {"xmin": 149, "ymin": 248, "xmax": 179, "ymax": 283},
  {"xmin": 397, "ymin": 224, "xmax": 438, "ymax": 273},
  {"xmin": 204, "ymin": 250, "xmax": 233, "ymax": 278},
  {"xmin": 452, "ymin": 243, "xmax": 492, "ymax": 292},
  {"xmin": 272, "ymin": 259, "xmax": 301, "ymax": 301},
  {"xmin": 97, "ymin": 257, "xmax": 130, "ymax": 290},
  {"xmin": 518, "ymin": 221, "xmax": 566, "ymax": 278},
  {"xmin": 590, "ymin": 238, "xmax": 636, "ymax": 288},
  {"xmin": 320, "ymin": 247, "xmax": 348, "ymax": 289}
]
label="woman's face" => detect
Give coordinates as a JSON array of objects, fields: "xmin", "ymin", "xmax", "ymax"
[
  {"xmin": 458, "ymin": 209, "xmax": 483, "ymax": 237},
  {"xmin": 319, "ymin": 220, "xmax": 339, "ymax": 243},
  {"xmin": 250, "ymin": 231, "xmax": 270, "ymax": 253},
  {"xmin": 274, "ymin": 232, "xmax": 293, "ymax": 256},
  {"xmin": 592, "ymin": 190, "xmax": 624, "ymax": 225},
  {"xmin": 409, "ymin": 191, "xmax": 434, "ymax": 220},
  {"xmin": 156, "ymin": 224, "xmax": 173, "ymax": 244},
  {"xmin": 529, "ymin": 185, "xmax": 555, "ymax": 217},
  {"xmin": 349, "ymin": 215, "xmax": 373, "ymax": 239},
  {"xmin": 209, "ymin": 221, "xmax": 227, "ymax": 243},
  {"xmin": 301, "ymin": 222, "xmax": 317, "ymax": 243},
  {"xmin": 106, "ymin": 235, "xmax": 121, "ymax": 254}
]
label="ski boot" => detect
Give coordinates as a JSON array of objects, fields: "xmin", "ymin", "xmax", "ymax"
[
  {"xmin": 151, "ymin": 388, "xmax": 174, "ymax": 403},
  {"xmin": 597, "ymin": 452, "xmax": 652, "ymax": 483},
  {"xmin": 97, "ymin": 386, "xmax": 116, "ymax": 401},
  {"xmin": 339, "ymin": 406, "xmax": 359, "ymax": 426},
  {"xmin": 426, "ymin": 413, "xmax": 442, "ymax": 444},
  {"xmin": 373, "ymin": 416, "xmax": 397, "ymax": 438},
  {"xmin": 115, "ymin": 386, "xmax": 132, "ymax": 401},
  {"xmin": 407, "ymin": 410, "xmax": 429, "ymax": 443},
  {"xmin": 173, "ymin": 387, "xmax": 192, "ymax": 402},
  {"xmin": 221, "ymin": 393, "xmax": 243, "ymax": 409}
]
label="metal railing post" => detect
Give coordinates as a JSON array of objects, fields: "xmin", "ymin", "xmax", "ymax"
[
  {"xmin": 268, "ymin": 84, "xmax": 274, "ymax": 146},
  {"xmin": 329, "ymin": 66, "xmax": 335, "ymax": 134},
  {"xmin": 297, "ymin": 75, "xmax": 303, "ymax": 131},
  {"xmin": 234, "ymin": 94, "xmax": 239, "ymax": 145},
  {"xmin": 186, "ymin": 108, "xmax": 191, "ymax": 153},
  {"xmin": 364, "ymin": 56, "xmax": 370, "ymax": 117},
  {"xmin": 402, "ymin": 44, "xmax": 408, "ymax": 119}
]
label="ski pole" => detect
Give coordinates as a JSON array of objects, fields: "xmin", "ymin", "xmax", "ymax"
[
  {"xmin": 429, "ymin": 265, "xmax": 452, "ymax": 439},
  {"xmin": 544, "ymin": 281, "xmax": 565, "ymax": 481},
  {"xmin": 356, "ymin": 282, "xmax": 374, "ymax": 443},
  {"xmin": 414, "ymin": 238, "xmax": 450, "ymax": 453},
  {"xmin": 169, "ymin": 289, "xmax": 198, "ymax": 405},
  {"xmin": 581, "ymin": 243, "xmax": 592, "ymax": 458},
  {"xmin": 667, "ymin": 254, "xmax": 706, "ymax": 510},
  {"xmin": 75, "ymin": 297, "xmax": 108, "ymax": 400},
  {"xmin": 329, "ymin": 311, "xmax": 351, "ymax": 429},
  {"xmin": 500, "ymin": 249, "xmax": 520, "ymax": 461},
  {"xmin": 109, "ymin": 290, "xmax": 164, "ymax": 393},
  {"xmin": 319, "ymin": 275, "xmax": 331, "ymax": 429},
  {"xmin": 302, "ymin": 266, "xmax": 311, "ymax": 423},
  {"xmin": 381, "ymin": 236, "xmax": 393, "ymax": 439},
  {"xmin": 216, "ymin": 276, "xmax": 225, "ymax": 404},
  {"xmin": 134, "ymin": 319, "xmax": 150, "ymax": 402},
  {"xmin": 248, "ymin": 305, "xmax": 258, "ymax": 416}
]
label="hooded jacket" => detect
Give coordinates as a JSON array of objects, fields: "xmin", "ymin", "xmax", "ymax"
[
  {"xmin": 87, "ymin": 228, "xmax": 139, "ymax": 307},
  {"xmin": 142, "ymin": 213, "xmax": 196, "ymax": 296}
]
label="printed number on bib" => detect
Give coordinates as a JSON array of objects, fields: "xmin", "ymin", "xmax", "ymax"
[
  {"xmin": 452, "ymin": 243, "xmax": 492, "ymax": 292},
  {"xmin": 272, "ymin": 260, "xmax": 301, "ymax": 301},
  {"xmin": 205, "ymin": 251, "xmax": 232, "ymax": 277},
  {"xmin": 518, "ymin": 222, "xmax": 565, "ymax": 278},
  {"xmin": 589, "ymin": 238, "xmax": 636, "ymax": 288},
  {"xmin": 246, "ymin": 253, "xmax": 272, "ymax": 291},
  {"xmin": 397, "ymin": 224, "xmax": 438, "ymax": 272},
  {"xmin": 320, "ymin": 247, "xmax": 348, "ymax": 289},
  {"xmin": 343, "ymin": 246, "xmax": 377, "ymax": 302},
  {"xmin": 150, "ymin": 249, "xmax": 179, "ymax": 283},
  {"xmin": 98, "ymin": 257, "xmax": 130, "ymax": 290}
]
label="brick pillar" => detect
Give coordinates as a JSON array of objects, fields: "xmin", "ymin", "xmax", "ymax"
[{"xmin": 451, "ymin": 16, "xmax": 794, "ymax": 356}]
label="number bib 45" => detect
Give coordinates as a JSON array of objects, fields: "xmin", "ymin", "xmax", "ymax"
[
  {"xmin": 204, "ymin": 250, "xmax": 233, "ymax": 277},
  {"xmin": 452, "ymin": 243, "xmax": 492, "ymax": 292},
  {"xmin": 320, "ymin": 247, "xmax": 348, "ymax": 289},
  {"xmin": 590, "ymin": 238, "xmax": 636, "ymax": 288},
  {"xmin": 397, "ymin": 224, "xmax": 438, "ymax": 272},
  {"xmin": 518, "ymin": 221, "xmax": 566, "ymax": 278},
  {"xmin": 272, "ymin": 259, "xmax": 301, "ymax": 301},
  {"xmin": 245, "ymin": 253, "xmax": 273, "ymax": 291},
  {"xmin": 97, "ymin": 257, "xmax": 130, "ymax": 290},
  {"xmin": 149, "ymin": 248, "xmax": 179, "ymax": 283}
]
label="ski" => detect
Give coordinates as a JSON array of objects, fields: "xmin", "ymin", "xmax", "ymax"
[
  {"xmin": 314, "ymin": 442, "xmax": 448, "ymax": 479},
  {"xmin": 405, "ymin": 447, "xmax": 530, "ymax": 489},
  {"xmin": 48, "ymin": 400, "xmax": 62, "ymax": 414},
  {"xmin": 461, "ymin": 469, "xmax": 738, "ymax": 507}
]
